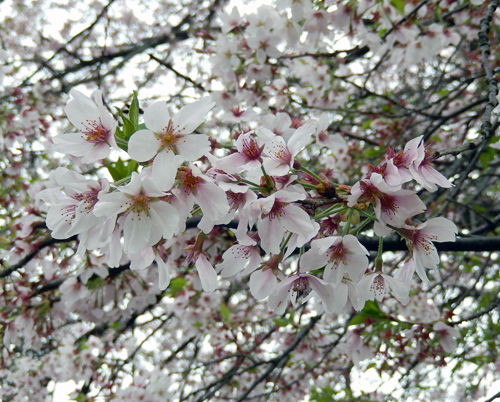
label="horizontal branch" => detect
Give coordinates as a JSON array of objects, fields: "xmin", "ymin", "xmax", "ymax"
[{"xmin": 359, "ymin": 236, "xmax": 500, "ymax": 252}]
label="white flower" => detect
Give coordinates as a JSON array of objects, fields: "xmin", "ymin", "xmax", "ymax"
[
  {"xmin": 93, "ymin": 172, "xmax": 179, "ymax": 255},
  {"xmin": 358, "ymin": 272, "xmax": 410, "ymax": 305},
  {"xmin": 37, "ymin": 167, "xmax": 109, "ymax": 240},
  {"xmin": 400, "ymin": 217, "xmax": 457, "ymax": 284},
  {"xmin": 172, "ymin": 165, "xmax": 230, "ymax": 233},
  {"xmin": 127, "ymin": 97, "xmax": 215, "ymax": 190},
  {"xmin": 300, "ymin": 235, "xmax": 369, "ymax": 286},
  {"xmin": 433, "ymin": 322, "xmax": 461, "ymax": 353},
  {"xmin": 261, "ymin": 123, "xmax": 315, "ymax": 176},
  {"xmin": 52, "ymin": 89, "xmax": 117, "ymax": 163},
  {"xmin": 250, "ymin": 189, "xmax": 319, "ymax": 255},
  {"xmin": 268, "ymin": 272, "xmax": 336, "ymax": 314}
]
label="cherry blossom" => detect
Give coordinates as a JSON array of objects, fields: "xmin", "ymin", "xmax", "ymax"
[
  {"xmin": 249, "ymin": 189, "xmax": 319, "ymax": 255},
  {"xmin": 399, "ymin": 217, "xmax": 457, "ymax": 284},
  {"xmin": 358, "ymin": 272, "xmax": 410, "ymax": 305},
  {"xmin": 268, "ymin": 272, "xmax": 335, "ymax": 314},
  {"xmin": 52, "ymin": 89, "xmax": 117, "ymax": 163},
  {"xmin": 37, "ymin": 167, "xmax": 109, "ymax": 239},
  {"xmin": 215, "ymin": 132, "xmax": 264, "ymax": 174},
  {"xmin": 172, "ymin": 165, "xmax": 230, "ymax": 233},
  {"xmin": 348, "ymin": 173, "xmax": 426, "ymax": 230},
  {"xmin": 261, "ymin": 123, "xmax": 315, "ymax": 176},
  {"xmin": 127, "ymin": 97, "xmax": 215, "ymax": 190},
  {"xmin": 407, "ymin": 136, "xmax": 453, "ymax": 192},
  {"xmin": 433, "ymin": 322, "xmax": 461, "ymax": 353},
  {"xmin": 92, "ymin": 172, "xmax": 179, "ymax": 256},
  {"xmin": 300, "ymin": 235, "xmax": 369, "ymax": 286}
]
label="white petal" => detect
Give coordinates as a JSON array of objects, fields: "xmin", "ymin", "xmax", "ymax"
[
  {"xmin": 196, "ymin": 254, "xmax": 218, "ymax": 292},
  {"xmin": 176, "ymin": 134, "xmax": 211, "ymax": 161},
  {"xmin": 196, "ymin": 181, "xmax": 230, "ymax": 221},
  {"xmin": 173, "ymin": 97, "xmax": 215, "ymax": 134},
  {"xmin": 128, "ymin": 129, "xmax": 160, "ymax": 161},
  {"xmin": 422, "ymin": 217, "xmax": 457, "ymax": 242},
  {"xmin": 152, "ymin": 150, "xmax": 182, "ymax": 191},
  {"xmin": 249, "ymin": 269, "xmax": 277, "ymax": 300},
  {"xmin": 308, "ymin": 275, "xmax": 336, "ymax": 314},
  {"xmin": 383, "ymin": 274, "xmax": 410, "ymax": 305},
  {"xmin": 123, "ymin": 212, "xmax": 151, "ymax": 255},
  {"xmin": 156, "ymin": 256, "xmax": 171, "ymax": 290},
  {"xmin": 258, "ymin": 217, "xmax": 285, "ymax": 255},
  {"xmin": 144, "ymin": 101, "xmax": 171, "ymax": 133},
  {"xmin": 149, "ymin": 201, "xmax": 179, "ymax": 239}
]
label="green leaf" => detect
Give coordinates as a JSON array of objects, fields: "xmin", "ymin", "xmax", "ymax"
[
  {"xmin": 348, "ymin": 300, "xmax": 387, "ymax": 326},
  {"xmin": 390, "ymin": 0, "xmax": 405, "ymax": 14},
  {"xmin": 273, "ymin": 318, "xmax": 290, "ymax": 327},
  {"xmin": 104, "ymin": 158, "xmax": 138, "ymax": 181},
  {"xmin": 479, "ymin": 147, "xmax": 496, "ymax": 170},
  {"xmin": 72, "ymin": 393, "xmax": 86, "ymax": 402},
  {"xmin": 86, "ymin": 277, "xmax": 105, "ymax": 290},
  {"xmin": 77, "ymin": 337, "xmax": 88, "ymax": 351},
  {"xmin": 115, "ymin": 108, "xmax": 135, "ymax": 142},
  {"xmin": 129, "ymin": 91, "xmax": 140, "ymax": 131},
  {"xmin": 348, "ymin": 314, "xmax": 367, "ymax": 326},
  {"xmin": 167, "ymin": 277, "xmax": 187, "ymax": 296},
  {"xmin": 220, "ymin": 301, "xmax": 231, "ymax": 320},
  {"xmin": 363, "ymin": 147, "xmax": 382, "ymax": 158}
]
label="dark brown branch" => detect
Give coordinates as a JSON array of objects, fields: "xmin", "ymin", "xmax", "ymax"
[
  {"xmin": 0, "ymin": 235, "xmax": 78, "ymax": 279},
  {"xmin": 435, "ymin": 0, "xmax": 499, "ymax": 158}
]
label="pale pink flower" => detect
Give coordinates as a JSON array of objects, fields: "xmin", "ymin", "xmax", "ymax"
[
  {"xmin": 491, "ymin": 141, "xmax": 500, "ymax": 150},
  {"xmin": 262, "ymin": 123, "xmax": 315, "ymax": 176},
  {"xmin": 358, "ymin": 272, "xmax": 409, "ymax": 305},
  {"xmin": 215, "ymin": 132, "xmax": 264, "ymax": 174},
  {"xmin": 268, "ymin": 273, "xmax": 335, "ymax": 314},
  {"xmin": 249, "ymin": 189, "xmax": 319, "ymax": 255},
  {"xmin": 127, "ymin": 97, "xmax": 215, "ymax": 190},
  {"xmin": 314, "ymin": 114, "xmax": 347, "ymax": 153},
  {"xmin": 260, "ymin": 112, "xmax": 295, "ymax": 142},
  {"xmin": 399, "ymin": 217, "xmax": 457, "ymax": 284},
  {"xmin": 300, "ymin": 235, "xmax": 369, "ymax": 286},
  {"xmin": 172, "ymin": 165, "xmax": 230, "ymax": 233},
  {"xmin": 52, "ymin": 89, "xmax": 117, "ymax": 163},
  {"xmin": 93, "ymin": 172, "xmax": 179, "ymax": 256},
  {"xmin": 348, "ymin": 173, "xmax": 426, "ymax": 230},
  {"xmin": 407, "ymin": 136, "xmax": 453, "ymax": 192},
  {"xmin": 246, "ymin": 26, "xmax": 282, "ymax": 64},
  {"xmin": 433, "ymin": 322, "xmax": 461, "ymax": 353},
  {"xmin": 338, "ymin": 331, "xmax": 375, "ymax": 365},
  {"xmin": 217, "ymin": 238, "xmax": 261, "ymax": 278},
  {"xmin": 37, "ymin": 167, "xmax": 109, "ymax": 239}
]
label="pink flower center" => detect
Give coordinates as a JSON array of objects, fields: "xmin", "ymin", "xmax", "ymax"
[
  {"xmin": 241, "ymin": 137, "xmax": 262, "ymax": 160},
  {"xmin": 129, "ymin": 194, "xmax": 150, "ymax": 214},
  {"xmin": 82, "ymin": 120, "xmax": 108, "ymax": 143},
  {"xmin": 370, "ymin": 275, "xmax": 385, "ymax": 297},
  {"xmin": 180, "ymin": 171, "xmax": 202, "ymax": 195},
  {"xmin": 291, "ymin": 277, "xmax": 311, "ymax": 304},
  {"xmin": 268, "ymin": 200, "xmax": 286, "ymax": 220},
  {"xmin": 378, "ymin": 193, "xmax": 398, "ymax": 217},
  {"xmin": 159, "ymin": 121, "xmax": 181, "ymax": 150},
  {"xmin": 73, "ymin": 189, "xmax": 99, "ymax": 211},
  {"xmin": 227, "ymin": 191, "xmax": 245, "ymax": 211},
  {"xmin": 359, "ymin": 181, "xmax": 380, "ymax": 201},
  {"xmin": 327, "ymin": 243, "xmax": 346, "ymax": 265}
]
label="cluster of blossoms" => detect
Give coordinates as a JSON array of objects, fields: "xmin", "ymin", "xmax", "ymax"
[{"xmin": 38, "ymin": 88, "xmax": 457, "ymax": 318}]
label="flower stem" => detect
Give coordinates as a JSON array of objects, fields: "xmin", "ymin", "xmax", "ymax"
[
  {"xmin": 298, "ymin": 165, "xmax": 323, "ymax": 183},
  {"xmin": 314, "ymin": 206, "xmax": 347, "ymax": 221}
]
